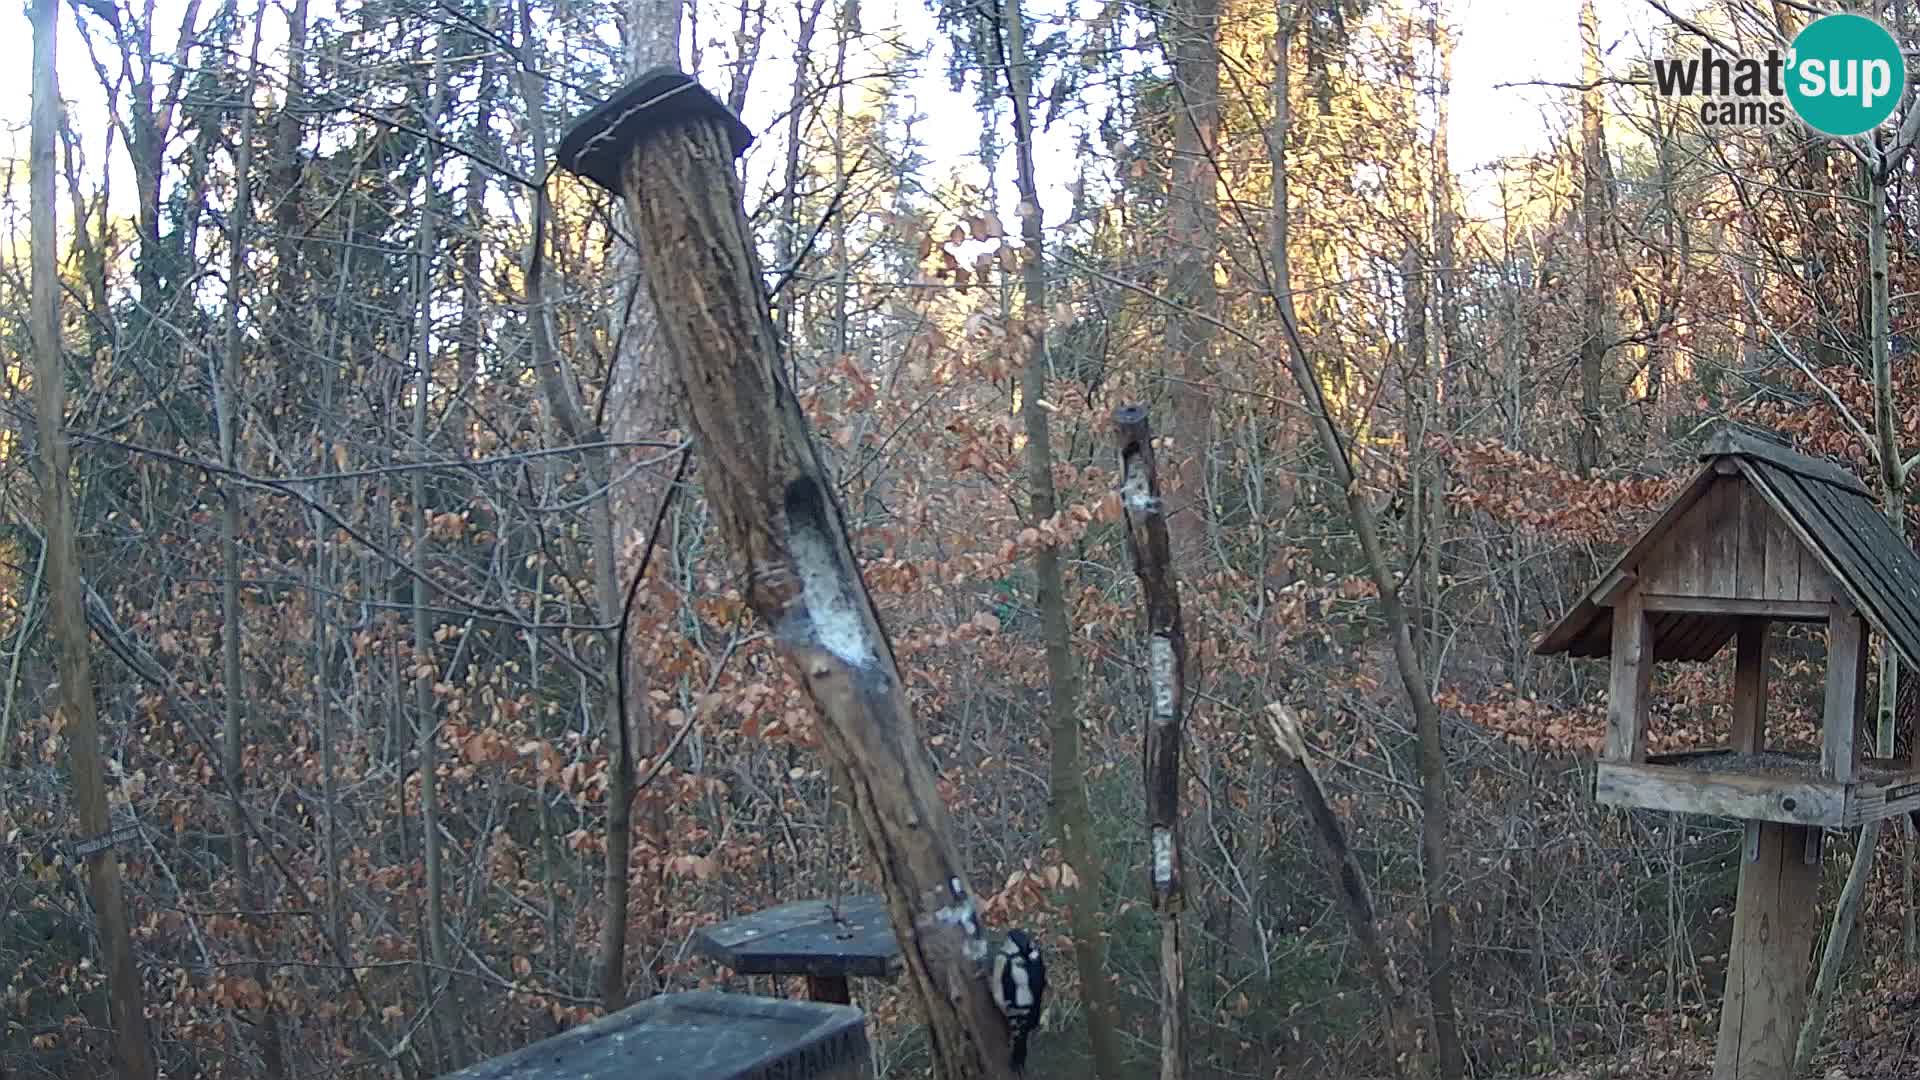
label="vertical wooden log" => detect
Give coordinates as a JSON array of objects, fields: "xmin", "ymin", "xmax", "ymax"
[
  {"xmin": 1732, "ymin": 619, "xmax": 1769, "ymax": 754},
  {"xmin": 1824, "ymin": 608, "xmax": 1862, "ymax": 784},
  {"xmin": 1714, "ymin": 822, "xmax": 1820, "ymax": 1080},
  {"xmin": 557, "ymin": 71, "xmax": 1011, "ymax": 1080},
  {"xmin": 1112, "ymin": 406, "xmax": 1189, "ymax": 1078},
  {"xmin": 1605, "ymin": 591, "xmax": 1654, "ymax": 762}
]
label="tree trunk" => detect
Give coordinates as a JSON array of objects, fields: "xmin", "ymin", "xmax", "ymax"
[
  {"xmin": 1165, "ymin": 0, "xmax": 1219, "ymax": 565},
  {"xmin": 411, "ymin": 36, "xmax": 465, "ymax": 1068},
  {"xmin": 31, "ymin": 2, "xmax": 157, "ymax": 1074},
  {"xmin": 1428, "ymin": 7, "xmax": 1456, "ymax": 644},
  {"xmin": 516, "ymin": 0, "xmax": 647, "ymax": 1010},
  {"xmin": 561, "ymin": 81, "xmax": 1014, "ymax": 1079},
  {"xmin": 1576, "ymin": 0, "xmax": 1606, "ymax": 476},
  {"xmin": 1262, "ymin": 704, "xmax": 1425, "ymax": 1076},
  {"xmin": 599, "ymin": 0, "xmax": 685, "ymax": 1001},
  {"xmin": 218, "ymin": 14, "xmax": 286, "ymax": 1076},
  {"xmin": 1402, "ymin": 242, "xmax": 1430, "ymax": 667},
  {"xmin": 992, "ymin": 3, "xmax": 1124, "ymax": 1076},
  {"xmin": 1798, "ymin": 163, "xmax": 1905, "ymax": 1071}
]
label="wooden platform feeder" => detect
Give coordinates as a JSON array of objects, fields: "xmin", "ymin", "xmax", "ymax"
[
  {"xmin": 1536, "ymin": 427, "xmax": 1920, "ymax": 1080},
  {"xmin": 693, "ymin": 895, "xmax": 904, "ymax": 1005},
  {"xmin": 437, "ymin": 991, "xmax": 870, "ymax": 1080}
]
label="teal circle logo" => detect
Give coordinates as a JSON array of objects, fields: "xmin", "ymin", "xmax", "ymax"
[{"xmin": 1786, "ymin": 13, "xmax": 1905, "ymax": 137}]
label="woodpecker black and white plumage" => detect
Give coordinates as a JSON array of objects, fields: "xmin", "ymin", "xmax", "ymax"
[{"xmin": 991, "ymin": 929, "xmax": 1046, "ymax": 1071}]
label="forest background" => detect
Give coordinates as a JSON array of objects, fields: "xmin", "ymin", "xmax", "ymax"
[{"xmin": 5, "ymin": 0, "xmax": 1920, "ymax": 1077}]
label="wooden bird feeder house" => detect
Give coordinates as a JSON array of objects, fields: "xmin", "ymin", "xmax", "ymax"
[{"xmin": 1537, "ymin": 426, "xmax": 1920, "ymax": 1079}]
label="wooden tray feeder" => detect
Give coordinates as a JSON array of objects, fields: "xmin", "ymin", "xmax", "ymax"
[
  {"xmin": 1536, "ymin": 426, "xmax": 1920, "ymax": 1079},
  {"xmin": 693, "ymin": 895, "xmax": 904, "ymax": 1005},
  {"xmin": 437, "ymin": 991, "xmax": 870, "ymax": 1080}
]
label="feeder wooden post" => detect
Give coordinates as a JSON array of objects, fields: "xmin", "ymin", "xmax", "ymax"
[
  {"xmin": 1715, "ymin": 614, "xmax": 1824, "ymax": 1080},
  {"xmin": 557, "ymin": 70, "xmax": 1011, "ymax": 1080},
  {"xmin": 1713, "ymin": 822, "xmax": 1820, "ymax": 1080},
  {"xmin": 1534, "ymin": 426, "xmax": 1920, "ymax": 1079}
]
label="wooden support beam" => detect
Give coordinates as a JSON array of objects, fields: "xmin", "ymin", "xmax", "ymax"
[
  {"xmin": 1824, "ymin": 607, "xmax": 1863, "ymax": 784},
  {"xmin": 1594, "ymin": 761, "xmax": 1844, "ymax": 827},
  {"xmin": 1732, "ymin": 619, "xmax": 1769, "ymax": 755},
  {"xmin": 1713, "ymin": 822, "xmax": 1820, "ymax": 1080},
  {"xmin": 807, "ymin": 976, "xmax": 852, "ymax": 1005},
  {"xmin": 1605, "ymin": 591, "xmax": 1654, "ymax": 763},
  {"xmin": 1595, "ymin": 568, "xmax": 1637, "ymax": 607},
  {"xmin": 1641, "ymin": 595, "xmax": 1829, "ymax": 619}
]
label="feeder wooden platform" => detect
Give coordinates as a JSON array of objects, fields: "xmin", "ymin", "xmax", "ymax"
[
  {"xmin": 693, "ymin": 895, "xmax": 903, "ymax": 1004},
  {"xmin": 1597, "ymin": 748, "xmax": 1920, "ymax": 827},
  {"xmin": 438, "ymin": 991, "xmax": 870, "ymax": 1080}
]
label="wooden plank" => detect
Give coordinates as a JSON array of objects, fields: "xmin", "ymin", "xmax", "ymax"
[
  {"xmin": 1594, "ymin": 761, "xmax": 1847, "ymax": 826},
  {"xmin": 1848, "ymin": 773, "xmax": 1920, "ymax": 825},
  {"xmin": 1594, "ymin": 568, "xmax": 1637, "ymax": 607},
  {"xmin": 1704, "ymin": 477, "xmax": 1740, "ymax": 597},
  {"xmin": 1737, "ymin": 481, "xmax": 1771, "ymax": 598},
  {"xmin": 1605, "ymin": 592, "xmax": 1654, "ymax": 763},
  {"xmin": 1797, "ymin": 554, "xmax": 1840, "ymax": 603},
  {"xmin": 1713, "ymin": 822, "xmax": 1821, "ymax": 1080},
  {"xmin": 1823, "ymin": 606, "xmax": 1862, "ymax": 784},
  {"xmin": 1762, "ymin": 492, "xmax": 1804, "ymax": 602},
  {"xmin": 1731, "ymin": 619, "xmax": 1769, "ymax": 754},
  {"xmin": 1640, "ymin": 595, "xmax": 1828, "ymax": 619},
  {"xmin": 1646, "ymin": 611, "xmax": 1684, "ymax": 662},
  {"xmin": 694, "ymin": 896, "xmax": 902, "ymax": 979}
]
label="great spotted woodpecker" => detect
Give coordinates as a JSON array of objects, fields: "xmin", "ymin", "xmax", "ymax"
[{"xmin": 991, "ymin": 929, "xmax": 1046, "ymax": 1071}]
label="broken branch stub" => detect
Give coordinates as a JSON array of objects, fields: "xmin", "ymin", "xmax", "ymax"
[
  {"xmin": 1113, "ymin": 404, "xmax": 1185, "ymax": 910},
  {"xmin": 557, "ymin": 71, "xmax": 1011, "ymax": 1080}
]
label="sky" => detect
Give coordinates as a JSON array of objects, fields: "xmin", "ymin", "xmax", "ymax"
[{"xmin": 0, "ymin": 0, "xmax": 1683, "ymax": 249}]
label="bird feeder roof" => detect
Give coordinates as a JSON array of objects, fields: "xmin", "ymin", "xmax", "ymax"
[{"xmin": 1535, "ymin": 426, "xmax": 1920, "ymax": 671}]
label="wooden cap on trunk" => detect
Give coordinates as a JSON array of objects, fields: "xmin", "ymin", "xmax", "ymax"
[{"xmin": 556, "ymin": 67, "xmax": 753, "ymax": 192}]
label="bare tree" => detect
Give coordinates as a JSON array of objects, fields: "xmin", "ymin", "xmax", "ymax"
[
  {"xmin": 992, "ymin": 0, "xmax": 1122, "ymax": 1073},
  {"xmin": 31, "ymin": 0, "xmax": 156, "ymax": 1074}
]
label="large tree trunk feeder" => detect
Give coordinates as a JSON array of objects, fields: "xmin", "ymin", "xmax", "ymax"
[{"xmin": 556, "ymin": 70, "xmax": 1012, "ymax": 1080}]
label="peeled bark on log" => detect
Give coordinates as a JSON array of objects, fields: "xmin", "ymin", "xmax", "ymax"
[
  {"xmin": 558, "ymin": 72, "xmax": 1012, "ymax": 1080},
  {"xmin": 1113, "ymin": 406, "xmax": 1189, "ymax": 1080}
]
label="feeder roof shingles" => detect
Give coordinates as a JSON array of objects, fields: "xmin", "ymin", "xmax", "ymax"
[{"xmin": 1535, "ymin": 427, "xmax": 1920, "ymax": 671}]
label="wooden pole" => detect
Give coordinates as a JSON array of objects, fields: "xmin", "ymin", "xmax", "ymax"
[
  {"xmin": 1715, "ymin": 821, "xmax": 1819, "ymax": 1080},
  {"xmin": 1723, "ymin": 617, "xmax": 1820, "ymax": 1079},
  {"xmin": 1112, "ymin": 406, "xmax": 1189, "ymax": 1079},
  {"xmin": 557, "ymin": 70, "xmax": 1012, "ymax": 1080}
]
